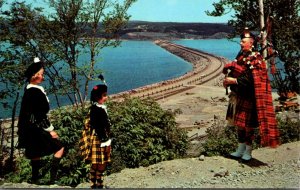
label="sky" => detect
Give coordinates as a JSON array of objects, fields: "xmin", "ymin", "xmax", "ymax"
[
  {"xmin": 127, "ymin": 0, "xmax": 232, "ymax": 23},
  {"xmin": 3, "ymin": 0, "xmax": 233, "ymax": 23}
]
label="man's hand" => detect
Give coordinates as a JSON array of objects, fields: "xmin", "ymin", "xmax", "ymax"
[{"xmin": 223, "ymin": 77, "xmax": 237, "ymax": 88}]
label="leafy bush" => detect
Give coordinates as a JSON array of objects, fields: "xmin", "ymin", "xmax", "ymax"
[
  {"xmin": 201, "ymin": 114, "xmax": 300, "ymax": 157},
  {"xmin": 108, "ymin": 97, "xmax": 188, "ymax": 171},
  {"xmin": 277, "ymin": 116, "xmax": 300, "ymax": 143},
  {"xmin": 201, "ymin": 120, "xmax": 238, "ymax": 156},
  {"xmin": 4, "ymin": 157, "xmax": 31, "ymax": 183},
  {"xmin": 50, "ymin": 106, "xmax": 90, "ymax": 186}
]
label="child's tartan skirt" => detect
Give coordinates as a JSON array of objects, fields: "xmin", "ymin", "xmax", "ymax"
[{"xmin": 87, "ymin": 135, "xmax": 111, "ymax": 165}]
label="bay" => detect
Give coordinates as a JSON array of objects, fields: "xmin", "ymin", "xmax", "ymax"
[
  {"xmin": 1, "ymin": 40, "xmax": 194, "ymax": 119},
  {"xmin": 1, "ymin": 38, "xmax": 281, "ymax": 119},
  {"xmin": 173, "ymin": 38, "xmax": 241, "ymax": 60}
]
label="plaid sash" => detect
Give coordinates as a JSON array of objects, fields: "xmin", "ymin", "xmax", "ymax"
[{"xmin": 79, "ymin": 117, "xmax": 95, "ymax": 160}]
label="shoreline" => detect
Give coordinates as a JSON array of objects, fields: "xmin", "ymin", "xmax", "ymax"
[
  {"xmin": 110, "ymin": 40, "xmax": 228, "ymax": 101},
  {"xmin": 0, "ymin": 40, "xmax": 227, "ymax": 123}
]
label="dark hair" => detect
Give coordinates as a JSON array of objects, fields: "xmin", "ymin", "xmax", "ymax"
[
  {"xmin": 90, "ymin": 84, "xmax": 108, "ymax": 102},
  {"xmin": 24, "ymin": 62, "xmax": 44, "ymax": 82}
]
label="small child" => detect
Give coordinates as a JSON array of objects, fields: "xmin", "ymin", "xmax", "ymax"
[{"xmin": 88, "ymin": 84, "xmax": 112, "ymax": 189}]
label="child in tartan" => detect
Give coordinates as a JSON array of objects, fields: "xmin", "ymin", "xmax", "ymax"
[{"xmin": 87, "ymin": 84, "xmax": 112, "ymax": 189}]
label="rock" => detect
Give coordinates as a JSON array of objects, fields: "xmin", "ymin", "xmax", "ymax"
[
  {"xmin": 214, "ymin": 169, "xmax": 229, "ymax": 177},
  {"xmin": 199, "ymin": 155, "xmax": 205, "ymax": 161}
]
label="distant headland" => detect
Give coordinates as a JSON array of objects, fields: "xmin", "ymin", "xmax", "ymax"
[{"xmin": 104, "ymin": 21, "xmax": 233, "ymax": 40}]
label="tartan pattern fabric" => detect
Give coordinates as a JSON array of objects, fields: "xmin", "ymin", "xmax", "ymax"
[
  {"xmin": 252, "ymin": 64, "xmax": 279, "ymax": 147},
  {"xmin": 234, "ymin": 93, "xmax": 258, "ymax": 129},
  {"xmin": 223, "ymin": 51, "xmax": 280, "ymax": 148},
  {"xmin": 79, "ymin": 118, "xmax": 95, "ymax": 161},
  {"xmin": 87, "ymin": 135, "xmax": 111, "ymax": 164}
]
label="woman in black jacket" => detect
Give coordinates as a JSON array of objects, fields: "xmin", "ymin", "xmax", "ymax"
[{"xmin": 17, "ymin": 58, "xmax": 64, "ymax": 184}]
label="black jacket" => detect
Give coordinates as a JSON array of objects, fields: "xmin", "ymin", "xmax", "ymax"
[{"xmin": 90, "ymin": 104, "xmax": 111, "ymax": 142}]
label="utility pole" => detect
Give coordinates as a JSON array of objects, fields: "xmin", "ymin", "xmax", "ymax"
[{"xmin": 258, "ymin": 0, "xmax": 268, "ymax": 66}]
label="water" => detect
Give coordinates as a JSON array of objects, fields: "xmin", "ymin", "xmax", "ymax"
[
  {"xmin": 88, "ymin": 41, "xmax": 193, "ymax": 94},
  {"xmin": 2, "ymin": 38, "xmax": 281, "ymax": 119},
  {"xmin": 173, "ymin": 38, "xmax": 241, "ymax": 60},
  {"xmin": 1, "ymin": 40, "xmax": 193, "ymax": 119}
]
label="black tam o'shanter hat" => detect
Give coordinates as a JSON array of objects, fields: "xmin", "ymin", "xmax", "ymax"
[
  {"xmin": 240, "ymin": 27, "xmax": 255, "ymax": 39},
  {"xmin": 24, "ymin": 57, "xmax": 44, "ymax": 82}
]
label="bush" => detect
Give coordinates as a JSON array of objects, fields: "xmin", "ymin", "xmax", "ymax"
[
  {"xmin": 277, "ymin": 116, "xmax": 300, "ymax": 143},
  {"xmin": 108, "ymin": 97, "xmax": 188, "ymax": 171},
  {"xmin": 3, "ymin": 157, "xmax": 31, "ymax": 183},
  {"xmin": 201, "ymin": 119, "xmax": 238, "ymax": 157},
  {"xmin": 50, "ymin": 106, "xmax": 90, "ymax": 186},
  {"xmin": 201, "ymin": 114, "xmax": 300, "ymax": 157}
]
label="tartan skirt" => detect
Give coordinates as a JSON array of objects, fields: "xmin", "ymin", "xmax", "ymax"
[{"xmin": 87, "ymin": 135, "xmax": 111, "ymax": 165}]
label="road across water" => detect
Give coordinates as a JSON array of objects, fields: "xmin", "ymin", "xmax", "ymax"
[{"xmin": 110, "ymin": 40, "xmax": 229, "ymax": 101}]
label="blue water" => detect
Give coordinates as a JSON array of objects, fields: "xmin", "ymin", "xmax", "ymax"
[
  {"xmin": 88, "ymin": 41, "xmax": 193, "ymax": 94},
  {"xmin": 1, "ymin": 40, "xmax": 194, "ymax": 119},
  {"xmin": 0, "ymin": 38, "xmax": 282, "ymax": 118},
  {"xmin": 173, "ymin": 38, "xmax": 241, "ymax": 60},
  {"xmin": 2, "ymin": 38, "xmax": 282, "ymax": 119}
]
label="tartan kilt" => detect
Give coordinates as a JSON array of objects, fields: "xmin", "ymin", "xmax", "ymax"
[
  {"xmin": 86, "ymin": 135, "xmax": 111, "ymax": 165},
  {"xmin": 234, "ymin": 94, "xmax": 258, "ymax": 131}
]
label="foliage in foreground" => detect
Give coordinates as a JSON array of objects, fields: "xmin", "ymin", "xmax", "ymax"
[
  {"xmin": 108, "ymin": 97, "xmax": 188, "ymax": 171},
  {"xmin": 201, "ymin": 115, "xmax": 300, "ymax": 157},
  {"xmin": 4, "ymin": 97, "xmax": 188, "ymax": 186}
]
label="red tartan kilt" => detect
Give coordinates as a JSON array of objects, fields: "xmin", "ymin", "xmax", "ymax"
[
  {"xmin": 234, "ymin": 95, "xmax": 258, "ymax": 129},
  {"xmin": 87, "ymin": 135, "xmax": 111, "ymax": 165}
]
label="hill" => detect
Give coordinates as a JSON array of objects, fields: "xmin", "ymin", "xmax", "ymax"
[
  {"xmin": 118, "ymin": 21, "xmax": 233, "ymax": 40},
  {"xmin": 1, "ymin": 141, "xmax": 299, "ymax": 188}
]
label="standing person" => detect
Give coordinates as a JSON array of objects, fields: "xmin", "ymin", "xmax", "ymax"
[
  {"xmin": 223, "ymin": 28, "xmax": 280, "ymax": 161},
  {"xmin": 17, "ymin": 58, "xmax": 64, "ymax": 184},
  {"xmin": 87, "ymin": 83, "xmax": 112, "ymax": 189}
]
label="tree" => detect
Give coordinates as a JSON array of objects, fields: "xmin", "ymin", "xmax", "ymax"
[
  {"xmin": 0, "ymin": 0, "xmax": 136, "ymax": 173},
  {"xmin": 80, "ymin": 0, "xmax": 136, "ymax": 104},
  {"xmin": 206, "ymin": 0, "xmax": 300, "ymax": 94},
  {"xmin": 39, "ymin": 0, "xmax": 137, "ymax": 106}
]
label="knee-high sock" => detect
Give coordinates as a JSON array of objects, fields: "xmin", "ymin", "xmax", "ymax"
[
  {"xmin": 96, "ymin": 170, "xmax": 104, "ymax": 188},
  {"xmin": 31, "ymin": 160, "xmax": 41, "ymax": 182},
  {"xmin": 50, "ymin": 157, "xmax": 61, "ymax": 183},
  {"xmin": 90, "ymin": 166, "xmax": 97, "ymax": 188}
]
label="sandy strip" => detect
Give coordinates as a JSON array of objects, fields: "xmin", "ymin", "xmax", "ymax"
[{"xmin": 110, "ymin": 40, "xmax": 229, "ymax": 101}]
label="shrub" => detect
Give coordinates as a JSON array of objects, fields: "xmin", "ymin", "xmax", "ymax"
[
  {"xmin": 3, "ymin": 157, "xmax": 30, "ymax": 183},
  {"xmin": 277, "ymin": 115, "xmax": 300, "ymax": 143},
  {"xmin": 201, "ymin": 119, "xmax": 238, "ymax": 156},
  {"xmin": 201, "ymin": 114, "xmax": 300, "ymax": 157},
  {"xmin": 108, "ymin": 97, "xmax": 188, "ymax": 171},
  {"xmin": 50, "ymin": 106, "xmax": 90, "ymax": 186}
]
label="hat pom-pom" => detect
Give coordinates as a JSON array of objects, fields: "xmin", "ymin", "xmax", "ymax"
[{"xmin": 34, "ymin": 57, "xmax": 40, "ymax": 63}]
